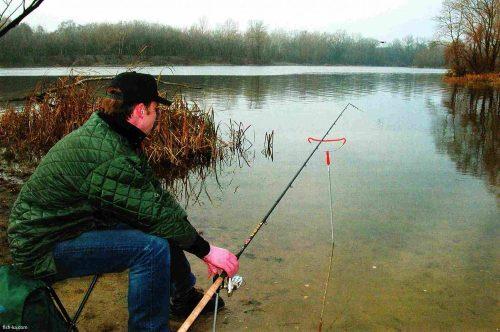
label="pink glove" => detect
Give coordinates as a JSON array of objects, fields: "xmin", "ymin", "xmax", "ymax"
[{"xmin": 203, "ymin": 245, "xmax": 239, "ymax": 278}]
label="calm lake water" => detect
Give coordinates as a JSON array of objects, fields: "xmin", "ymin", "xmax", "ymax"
[{"xmin": 0, "ymin": 66, "xmax": 498, "ymax": 331}]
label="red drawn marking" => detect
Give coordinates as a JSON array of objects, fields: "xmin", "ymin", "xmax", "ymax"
[
  {"xmin": 325, "ymin": 151, "xmax": 331, "ymax": 166},
  {"xmin": 307, "ymin": 137, "xmax": 346, "ymax": 145}
]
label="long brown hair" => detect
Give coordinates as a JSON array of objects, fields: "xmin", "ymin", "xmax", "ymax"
[{"xmin": 99, "ymin": 87, "xmax": 135, "ymax": 124}]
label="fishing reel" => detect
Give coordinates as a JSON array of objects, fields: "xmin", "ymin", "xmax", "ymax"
[{"xmin": 219, "ymin": 275, "xmax": 244, "ymax": 297}]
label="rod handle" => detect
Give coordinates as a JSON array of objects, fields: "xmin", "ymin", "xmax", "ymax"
[{"xmin": 178, "ymin": 277, "xmax": 224, "ymax": 332}]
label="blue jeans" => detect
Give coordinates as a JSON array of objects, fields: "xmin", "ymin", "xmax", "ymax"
[{"xmin": 49, "ymin": 224, "xmax": 196, "ymax": 332}]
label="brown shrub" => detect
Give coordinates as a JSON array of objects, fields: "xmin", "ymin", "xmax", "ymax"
[
  {"xmin": 443, "ymin": 73, "xmax": 500, "ymax": 88},
  {"xmin": 0, "ymin": 77, "xmax": 95, "ymax": 163},
  {"xmin": 0, "ymin": 77, "xmax": 239, "ymax": 174}
]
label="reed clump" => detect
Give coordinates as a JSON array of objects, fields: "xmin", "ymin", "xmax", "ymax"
[
  {"xmin": 0, "ymin": 77, "xmax": 95, "ymax": 163},
  {"xmin": 0, "ymin": 77, "xmax": 247, "ymax": 178},
  {"xmin": 443, "ymin": 73, "xmax": 500, "ymax": 88},
  {"xmin": 262, "ymin": 130, "xmax": 274, "ymax": 160},
  {"xmin": 145, "ymin": 98, "xmax": 217, "ymax": 174}
]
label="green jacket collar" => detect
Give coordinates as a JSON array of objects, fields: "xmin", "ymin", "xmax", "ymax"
[{"xmin": 97, "ymin": 111, "xmax": 146, "ymax": 148}]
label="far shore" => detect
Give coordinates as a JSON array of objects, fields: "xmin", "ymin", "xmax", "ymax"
[
  {"xmin": 0, "ymin": 65, "xmax": 447, "ymax": 77},
  {"xmin": 0, "ymin": 62, "xmax": 445, "ymax": 69},
  {"xmin": 0, "ymin": 62, "xmax": 446, "ymax": 69}
]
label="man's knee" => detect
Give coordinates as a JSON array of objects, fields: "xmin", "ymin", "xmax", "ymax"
[{"xmin": 139, "ymin": 235, "xmax": 170, "ymax": 265}]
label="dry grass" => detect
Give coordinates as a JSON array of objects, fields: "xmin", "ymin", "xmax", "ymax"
[
  {"xmin": 443, "ymin": 73, "xmax": 500, "ymax": 88},
  {"xmin": 0, "ymin": 77, "xmax": 96, "ymax": 163},
  {"xmin": 0, "ymin": 76, "xmax": 249, "ymax": 180},
  {"xmin": 144, "ymin": 98, "xmax": 217, "ymax": 173}
]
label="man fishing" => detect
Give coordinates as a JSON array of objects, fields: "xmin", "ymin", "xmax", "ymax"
[{"xmin": 7, "ymin": 71, "xmax": 239, "ymax": 331}]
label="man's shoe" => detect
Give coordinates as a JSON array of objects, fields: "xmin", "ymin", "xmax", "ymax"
[{"xmin": 170, "ymin": 287, "xmax": 225, "ymax": 318}]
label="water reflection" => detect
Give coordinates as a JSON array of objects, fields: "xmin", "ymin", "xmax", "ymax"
[
  {"xmin": 154, "ymin": 120, "xmax": 257, "ymax": 208},
  {"xmin": 432, "ymin": 86, "xmax": 499, "ymax": 192},
  {"xmin": 168, "ymin": 74, "xmax": 444, "ymax": 108},
  {"xmin": 0, "ymin": 74, "xmax": 443, "ymax": 110}
]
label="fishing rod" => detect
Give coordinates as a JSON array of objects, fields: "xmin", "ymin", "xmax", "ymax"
[{"xmin": 178, "ymin": 103, "xmax": 361, "ymax": 332}]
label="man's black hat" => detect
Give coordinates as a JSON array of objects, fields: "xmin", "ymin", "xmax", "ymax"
[{"xmin": 108, "ymin": 71, "xmax": 172, "ymax": 106}]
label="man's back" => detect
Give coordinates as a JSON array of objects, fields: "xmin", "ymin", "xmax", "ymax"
[{"xmin": 7, "ymin": 112, "xmax": 135, "ymax": 278}]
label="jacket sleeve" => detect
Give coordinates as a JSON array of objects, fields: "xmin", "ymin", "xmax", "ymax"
[{"xmin": 81, "ymin": 155, "xmax": 198, "ymax": 248}]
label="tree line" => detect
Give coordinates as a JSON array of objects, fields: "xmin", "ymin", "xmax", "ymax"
[{"xmin": 0, "ymin": 20, "xmax": 445, "ymax": 68}]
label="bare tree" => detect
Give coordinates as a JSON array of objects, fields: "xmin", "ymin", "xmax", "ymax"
[
  {"xmin": 0, "ymin": 0, "xmax": 44, "ymax": 39},
  {"xmin": 436, "ymin": 0, "xmax": 499, "ymax": 74}
]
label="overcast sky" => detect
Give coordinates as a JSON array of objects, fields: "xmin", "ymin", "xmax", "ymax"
[{"xmin": 21, "ymin": 0, "xmax": 443, "ymax": 41}]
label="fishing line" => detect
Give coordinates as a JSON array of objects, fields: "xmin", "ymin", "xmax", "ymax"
[
  {"xmin": 178, "ymin": 103, "xmax": 362, "ymax": 332},
  {"xmin": 305, "ymin": 137, "xmax": 346, "ymax": 331},
  {"xmin": 318, "ymin": 150, "xmax": 337, "ymax": 331}
]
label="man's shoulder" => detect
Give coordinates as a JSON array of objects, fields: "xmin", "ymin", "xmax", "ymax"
[
  {"xmin": 66, "ymin": 112, "xmax": 113, "ymax": 141},
  {"xmin": 30, "ymin": 112, "xmax": 137, "ymax": 177},
  {"xmin": 52, "ymin": 112, "xmax": 127, "ymax": 154}
]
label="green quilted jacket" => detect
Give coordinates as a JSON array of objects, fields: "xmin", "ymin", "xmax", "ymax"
[{"xmin": 7, "ymin": 112, "xmax": 202, "ymax": 279}]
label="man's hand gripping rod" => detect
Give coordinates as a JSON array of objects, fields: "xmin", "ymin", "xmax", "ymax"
[{"xmin": 177, "ymin": 103, "xmax": 361, "ymax": 332}]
